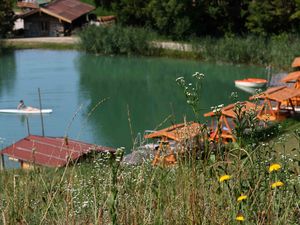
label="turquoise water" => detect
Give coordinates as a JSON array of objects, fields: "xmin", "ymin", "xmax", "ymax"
[{"xmin": 0, "ymin": 50, "xmax": 266, "ymax": 158}]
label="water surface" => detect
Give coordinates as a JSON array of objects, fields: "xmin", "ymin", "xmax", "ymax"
[{"xmin": 0, "ymin": 50, "xmax": 266, "ymax": 155}]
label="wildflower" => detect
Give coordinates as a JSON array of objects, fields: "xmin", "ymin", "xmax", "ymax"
[
  {"xmin": 219, "ymin": 175, "xmax": 231, "ymax": 182},
  {"xmin": 269, "ymin": 163, "xmax": 281, "ymax": 173},
  {"xmin": 237, "ymin": 195, "xmax": 247, "ymax": 202},
  {"xmin": 271, "ymin": 181, "xmax": 284, "ymax": 189},
  {"xmin": 236, "ymin": 212, "xmax": 245, "ymax": 221},
  {"xmin": 175, "ymin": 76, "xmax": 184, "ymax": 82},
  {"xmin": 192, "ymin": 72, "xmax": 204, "ymax": 80}
]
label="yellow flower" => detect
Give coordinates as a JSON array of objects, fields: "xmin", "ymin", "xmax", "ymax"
[
  {"xmin": 236, "ymin": 213, "xmax": 245, "ymax": 221},
  {"xmin": 237, "ymin": 195, "xmax": 247, "ymax": 202},
  {"xmin": 269, "ymin": 163, "xmax": 281, "ymax": 173},
  {"xmin": 219, "ymin": 175, "xmax": 231, "ymax": 182},
  {"xmin": 271, "ymin": 181, "xmax": 284, "ymax": 189}
]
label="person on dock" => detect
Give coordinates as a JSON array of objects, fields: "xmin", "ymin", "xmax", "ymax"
[{"xmin": 17, "ymin": 100, "xmax": 26, "ymax": 110}]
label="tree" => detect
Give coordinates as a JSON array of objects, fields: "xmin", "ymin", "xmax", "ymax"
[
  {"xmin": 190, "ymin": 0, "xmax": 250, "ymax": 36},
  {"xmin": 112, "ymin": 0, "xmax": 149, "ymax": 26},
  {"xmin": 246, "ymin": 0, "xmax": 296, "ymax": 35},
  {"xmin": 93, "ymin": 0, "xmax": 113, "ymax": 8},
  {"xmin": 146, "ymin": 0, "xmax": 192, "ymax": 39},
  {"xmin": 0, "ymin": 0, "xmax": 15, "ymax": 38}
]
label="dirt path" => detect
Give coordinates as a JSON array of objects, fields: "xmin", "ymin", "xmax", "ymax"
[
  {"xmin": 4, "ymin": 36, "xmax": 80, "ymax": 44},
  {"xmin": 4, "ymin": 37, "xmax": 194, "ymax": 51}
]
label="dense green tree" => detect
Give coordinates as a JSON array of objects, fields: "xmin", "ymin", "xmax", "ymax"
[
  {"xmin": 112, "ymin": 0, "xmax": 149, "ymax": 26},
  {"xmin": 146, "ymin": 0, "xmax": 192, "ymax": 39},
  {"xmin": 96, "ymin": 0, "xmax": 300, "ymax": 38},
  {"xmin": 191, "ymin": 0, "xmax": 249, "ymax": 36},
  {"xmin": 93, "ymin": 0, "xmax": 112, "ymax": 8},
  {"xmin": 246, "ymin": 0, "xmax": 296, "ymax": 35},
  {"xmin": 0, "ymin": 0, "xmax": 15, "ymax": 38}
]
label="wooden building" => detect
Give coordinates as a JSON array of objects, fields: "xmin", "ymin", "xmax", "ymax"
[
  {"xmin": 0, "ymin": 135, "xmax": 115, "ymax": 169},
  {"xmin": 20, "ymin": 0, "xmax": 95, "ymax": 37}
]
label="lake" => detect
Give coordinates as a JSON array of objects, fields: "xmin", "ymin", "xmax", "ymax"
[{"xmin": 0, "ymin": 50, "xmax": 266, "ymax": 157}]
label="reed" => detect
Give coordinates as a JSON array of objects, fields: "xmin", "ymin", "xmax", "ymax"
[
  {"xmin": 191, "ymin": 34, "xmax": 300, "ymax": 70},
  {"xmin": 79, "ymin": 25, "xmax": 156, "ymax": 55}
]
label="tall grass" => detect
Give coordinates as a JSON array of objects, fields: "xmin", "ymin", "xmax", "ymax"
[
  {"xmin": 191, "ymin": 34, "xmax": 300, "ymax": 70},
  {"xmin": 79, "ymin": 25, "xmax": 156, "ymax": 56},
  {"xmin": 0, "ymin": 141, "xmax": 299, "ymax": 224},
  {"xmin": 79, "ymin": 26, "xmax": 300, "ymax": 70}
]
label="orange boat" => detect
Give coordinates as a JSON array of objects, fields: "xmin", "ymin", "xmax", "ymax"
[{"xmin": 235, "ymin": 78, "xmax": 268, "ymax": 88}]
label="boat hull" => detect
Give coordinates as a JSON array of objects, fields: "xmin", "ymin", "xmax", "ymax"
[
  {"xmin": 0, "ymin": 109, "xmax": 53, "ymax": 114},
  {"xmin": 235, "ymin": 78, "xmax": 267, "ymax": 88}
]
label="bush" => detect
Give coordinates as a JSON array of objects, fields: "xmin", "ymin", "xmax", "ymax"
[{"xmin": 79, "ymin": 25, "xmax": 155, "ymax": 55}]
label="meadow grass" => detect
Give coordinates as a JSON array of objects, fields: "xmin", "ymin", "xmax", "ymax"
[{"xmin": 0, "ymin": 139, "xmax": 299, "ymax": 224}]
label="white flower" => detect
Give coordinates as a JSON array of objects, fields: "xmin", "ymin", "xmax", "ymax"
[{"xmin": 176, "ymin": 76, "xmax": 184, "ymax": 81}]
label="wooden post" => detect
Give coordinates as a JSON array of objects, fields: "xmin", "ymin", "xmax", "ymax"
[
  {"xmin": 0, "ymin": 153, "xmax": 5, "ymax": 170},
  {"xmin": 38, "ymin": 88, "xmax": 45, "ymax": 136},
  {"xmin": 26, "ymin": 116, "xmax": 30, "ymax": 135}
]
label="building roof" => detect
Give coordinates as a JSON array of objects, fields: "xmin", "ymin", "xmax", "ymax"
[
  {"xmin": 17, "ymin": 2, "xmax": 39, "ymax": 9},
  {"xmin": 292, "ymin": 57, "xmax": 300, "ymax": 68},
  {"xmin": 281, "ymin": 71, "xmax": 300, "ymax": 83},
  {"xmin": 250, "ymin": 86, "xmax": 300, "ymax": 102},
  {"xmin": 144, "ymin": 122, "xmax": 202, "ymax": 142},
  {"xmin": 41, "ymin": 0, "xmax": 95, "ymax": 23},
  {"xmin": 20, "ymin": 0, "xmax": 95, "ymax": 23},
  {"xmin": 204, "ymin": 101, "xmax": 258, "ymax": 118},
  {"xmin": 1, "ymin": 135, "xmax": 115, "ymax": 168}
]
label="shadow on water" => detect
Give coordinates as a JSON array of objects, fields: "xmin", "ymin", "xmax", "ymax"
[
  {"xmin": 0, "ymin": 51, "xmax": 17, "ymax": 97},
  {"xmin": 76, "ymin": 54, "xmax": 265, "ymax": 150}
]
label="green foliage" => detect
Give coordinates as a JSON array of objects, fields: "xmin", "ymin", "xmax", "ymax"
[
  {"xmin": 79, "ymin": 24, "xmax": 155, "ymax": 55},
  {"xmin": 93, "ymin": 0, "xmax": 112, "ymax": 8},
  {"xmin": 112, "ymin": 0, "xmax": 149, "ymax": 26},
  {"xmin": 147, "ymin": 0, "xmax": 192, "ymax": 39},
  {"xmin": 95, "ymin": 0, "xmax": 300, "ymax": 37},
  {"xmin": 176, "ymin": 72, "xmax": 204, "ymax": 122},
  {"xmin": 0, "ymin": 0, "xmax": 15, "ymax": 38},
  {"xmin": 246, "ymin": 0, "xmax": 297, "ymax": 35}
]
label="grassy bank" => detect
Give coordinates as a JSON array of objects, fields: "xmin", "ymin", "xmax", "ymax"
[
  {"xmin": 79, "ymin": 26, "xmax": 300, "ymax": 70},
  {"xmin": 190, "ymin": 34, "xmax": 300, "ymax": 70},
  {"xmin": 0, "ymin": 136, "xmax": 299, "ymax": 224},
  {"xmin": 3, "ymin": 31, "xmax": 300, "ymax": 70}
]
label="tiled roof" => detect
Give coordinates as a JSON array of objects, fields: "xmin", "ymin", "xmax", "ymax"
[
  {"xmin": 20, "ymin": 0, "xmax": 95, "ymax": 23},
  {"xmin": 41, "ymin": 0, "xmax": 95, "ymax": 23},
  {"xmin": 1, "ymin": 135, "xmax": 115, "ymax": 167}
]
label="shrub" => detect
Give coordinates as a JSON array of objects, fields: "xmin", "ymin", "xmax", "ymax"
[{"xmin": 79, "ymin": 25, "xmax": 155, "ymax": 55}]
